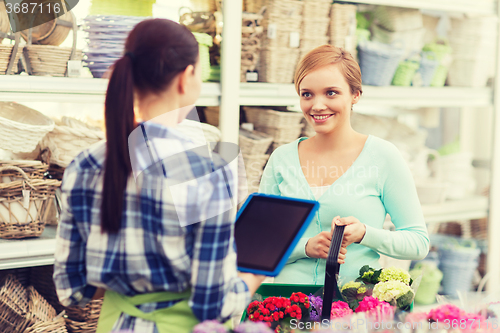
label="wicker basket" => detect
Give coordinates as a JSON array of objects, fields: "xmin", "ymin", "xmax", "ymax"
[
  {"xmin": 65, "ymin": 298, "xmax": 103, "ymax": 333},
  {"xmin": 239, "ymin": 129, "xmax": 274, "ymax": 156},
  {"xmin": 0, "ymin": 161, "xmax": 48, "ymax": 182},
  {"xmin": 0, "ymin": 44, "xmax": 23, "ymax": 75},
  {"xmin": 241, "ymin": 12, "xmax": 264, "ymax": 82},
  {"xmin": 0, "ymin": 166, "xmax": 61, "ymax": 239},
  {"xmin": 303, "ymin": 0, "xmax": 332, "ymax": 19},
  {"xmin": 261, "ymin": 14, "xmax": 303, "ymax": 49},
  {"xmin": 258, "ymin": 46, "xmax": 300, "ymax": 83},
  {"xmin": 23, "ymin": 45, "xmax": 83, "ymax": 77},
  {"xmin": 243, "ymin": 107, "xmax": 304, "ymax": 128},
  {"xmin": 19, "ymin": 3, "xmax": 74, "ymax": 46},
  {"xmin": 25, "ymin": 314, "xmax": 68, "ymax": 333},
  {"xmin": 242, "ymin": 154, "xmax": 269, "ymax": 180},
  {"xmin": 471, "ymin": 218, "xmax": 488, "ymax": 240},
  {"xmin": 244, "ymin": 0, "xmax": 265, "ymax": 13},
  {"xmin": 329, "ymin": 3, "xmax": 357, "ymax": 55},
  {"xmin": 373, "ymin": 6, "xmax": 423, "ymax": 32},
  {"xmin": 256, "ymin": 125, "xmax": 303, "ymax": 143},
  {"xmin": 30, "ymin": 265, "xmax": 64, "ymax": 313},
  {"xmin": 265, "ymin": 0, "xmax": 303, "ymax": 17},
  {"xmin": 0, "ymin": 1, "xmax": 9, "ymax": 43},
  {"xmin": 41, "ymin": 117, "xmax": 105, "ymax": 168},
  {"xmin": 0, "ymin": 274, "xmax": 30, "ymax": 333},
  {"xmin": 204, "ymin": 106, "xmax": 219, "ymax": 127},
  {"xmin": 358, "ymin": 40, "xmax": 405, "ymax": 86},
  {"xmin": 302, "ymin": 18, "xmax": 330, "ymax": 38},
  {"xmin": 0, "ymin": 102, "xmax": 55, "ymax": 154}
]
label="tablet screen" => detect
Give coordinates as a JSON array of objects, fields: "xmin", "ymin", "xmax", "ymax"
[{"xmin": 235, "ymin": 195, "xmax": 316, "ymax": 272}]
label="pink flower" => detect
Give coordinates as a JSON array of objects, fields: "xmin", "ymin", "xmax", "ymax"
[
  {"xmin": 355, "ymin": 296, "xmax": 394, "ymax": 321},
  {"xmin": 428, "ymin": 304, "xmax": 464, "ymax": 323},
  {"xmin": 331, "ymin": 301, "xmax": 354, "ymax": 319}
]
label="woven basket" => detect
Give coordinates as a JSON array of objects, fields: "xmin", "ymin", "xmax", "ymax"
[
  {"xmin": 392, "ymin": 58, "xmax": 420, "ymax": 86},
  {"xmin": 0, "ymin": 102, "xmax": 54, "ymax": 154},
  {"xmin": 41, "ymin": 117, "xmax": 105, "ymax": 168},
  {"xmin": 30, "ymin": 265, "xmax": 65, "ymax": 314},
  {"xmin": 0, "ymin": 161, "xmax": 48, "ymax": 182},
  {"xmin": 0, "ymin": 1, "xmax": 9, "ymax": 43},
  {"xmin": 239, "ymin": 129, "xmax": 273, "ymax": 156},
  {"xmin": 245, "ymin": 0, "xmax": 265, "ymax": 13},
  {"xmin": 25, "ymin": 314, "xmax": 67, "ymax": 333},
  {"xmin": 265, "ymin": 0, "xmax": 303, "ymax": 17},
  {"xmin": 244, "ymin": 107, "xmax": 304, "ymax": 128},
  {"xmin": 329, "ymin": 3, "xmax": 357, "ymax": 55},
  {"xmin": 241, "ymin": 12, "xmax": 264, "ymax": 82},
  {"xmin": 373, "ymin": 6, "xmax": 423, "ymax": 32},
  {"xmin": 242, "ymin": 155, "xmax": 269, "ymax": 186},
  {"xmin": 19, "ymin": 2, "xmax": 74, "ymax": 46},
  {"xmin": 189, "ymin": 0, "xmax": 217, "ymax": 12},
  {"xmin": 303, "ymin": 0, "xmax": 331, "ymax": 19},
  {"xmin": 0, "ymin": 166, "xmax": 61, "ymax": 239},
  {"xmin": 358, "ymin": 40, "xmax": 405, "ymax": 86},
  {"xmin": 256, "ymin": 125, "xmax": 303, "ymax": 142},
  {"xmin": 0, "ymin": 44, "xmax": 23, "ymax": 75},
  {"xmin": 258, "ymin": 46, "xmax": 300, "ymax": 83},
  {"xmin": 0, "ymin": 274, "xmax": 29, "ymax": 333},
  {"xmin": 23, "ymin": 45, "xmax": 83, "ymax": 77},
  {"xmin": 261, "ymin": 14, "xmax": 303, "ymax": 49},
  {"xmin": 372, "ymin": 24, "xmax": 425, "ymax": 58},
  {"xmin": 302, "ymin": 18, "xmax": 330, "ymax": 38},
  {"xmin": 204, "ymin": 106, "xmax": 219, "ymax": 127},
  {"xmin": 447, "ymin": 57, "xmax": 491, "ymax": 88},
  {"xmin": 0, "ymin": 268, "xmax": 31, "ymax": 288},
  {"xmin": 471, "ymin": 218, "xmax": 488, "ymax": 240},
  {"xmin": 65, "ymin": 298, "xmax": 103, "ymax": 333}
]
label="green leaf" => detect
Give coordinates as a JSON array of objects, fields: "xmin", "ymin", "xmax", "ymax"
[
  {"xmin": 359, "ymin": 265, "xmax": 371, "ymax": 276},
  {"xmin": 396, "ymin": 290, "xmax": 415, "ymax": 309},
  {"xmin": 372, "ymin": 270, "xmax": 382, "ymax": 284}
]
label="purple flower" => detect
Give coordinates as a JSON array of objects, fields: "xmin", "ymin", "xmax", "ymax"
[
  {"xmin": 308, "ymin": 294, "xmax": 323, "ymax": 322},
  {"xmin": 233, "ymin": 321, "xmax": 274, "ymax": 333},
  {"xmin": 192, "ymin": 320, "xmax": 228, "ymax": 333}
]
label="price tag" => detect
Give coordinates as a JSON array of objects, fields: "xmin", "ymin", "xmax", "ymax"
[
  {"xmin": 67, "ymin": 60, "xmax": 82, "ymax": 77},
  {"xmin": 289, "ymin": 32, "xmax": 300, "ymax": 48},
  {"xmin": 22, "ymin": 190, "xmax": 30, "ymax": 209},
  {"xmin": 245, "ymin": 71, "xmax": 258, "ymax": 82},
  {"xmin": 267, "ymin": 24, "xmax": 277, "ymax": 39}
]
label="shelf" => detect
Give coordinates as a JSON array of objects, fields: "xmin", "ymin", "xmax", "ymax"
[
  {"xmin": 335, "ymin": 0, "xmax": 496, "ymax": 15},
  {"xmin": 0, "ymin": 225, "xmax": 57, "ymax": 270},
  {"xmin": 0, "ymin": 76, "xmax": 221, "ymax": 106},
  {"xmin": 239, "ymin": 83, "xmax": 493, "ymax": 108},
  {"xmin": 422, "ymin": 195, "xmax": 489, "ymax": 224}
]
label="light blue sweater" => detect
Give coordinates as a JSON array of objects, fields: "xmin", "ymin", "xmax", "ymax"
[{"xmin": 258, "ymin": 135, "xmax": 430, "ymax": 284}]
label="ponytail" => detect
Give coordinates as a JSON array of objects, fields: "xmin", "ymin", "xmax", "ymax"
[{"xmin": 101, "ymin": 56, "xmax": 136, "ymax": 234}]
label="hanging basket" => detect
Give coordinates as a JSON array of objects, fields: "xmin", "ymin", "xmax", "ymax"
[{"xmin": 0, "ymin": 166, "xmax": 61, "ymax": 239}]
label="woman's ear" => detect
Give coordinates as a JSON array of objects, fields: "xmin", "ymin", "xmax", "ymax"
[
  {"xmin": 178, "ymin": 64, "xmax": 196, "ymax": 95},
  {"xmin": 352, "ymin": 90, "xmax": 361, "ymax": 105}
]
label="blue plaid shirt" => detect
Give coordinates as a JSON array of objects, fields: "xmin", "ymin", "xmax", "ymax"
[{"xmin": 53, "ymin": 122, "xmax": 250, "ymax": 325}]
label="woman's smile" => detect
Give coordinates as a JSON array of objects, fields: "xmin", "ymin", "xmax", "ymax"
[{"xmin": 311, "ymin": 113, "xmax": 335, "ymax": 123}]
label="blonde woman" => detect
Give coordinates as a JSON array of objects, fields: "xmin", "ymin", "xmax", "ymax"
[{"xmin": 259, "ymin": 45, "xmax": 429, "ymax": 284}]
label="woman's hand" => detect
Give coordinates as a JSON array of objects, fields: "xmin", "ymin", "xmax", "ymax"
[
  {"xmin": 333, "ymin": 216, "xmax": 366, "ymax": 247},
  {"xmin": 305, "ymin": 230, "xmax": 348, "ymax": 264}
]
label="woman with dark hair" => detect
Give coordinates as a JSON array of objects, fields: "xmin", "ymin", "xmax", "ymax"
[{"xmin": 53, "ymin": 19, "xmax": 264, "ymax": 333}]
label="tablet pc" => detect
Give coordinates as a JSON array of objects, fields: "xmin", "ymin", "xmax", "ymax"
[{"xmin": 235, "ymin": 193, "xmax": 319, "ymax": 276}]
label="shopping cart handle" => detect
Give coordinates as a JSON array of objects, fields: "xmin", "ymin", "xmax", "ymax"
[{"xmin": 321, "ymin": 225, "xmax": 345, "ymax": 321}]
